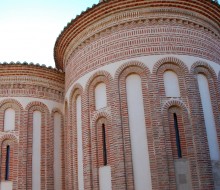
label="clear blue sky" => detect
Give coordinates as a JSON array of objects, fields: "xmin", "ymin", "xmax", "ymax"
[
  {"xmin": 0, "ymin": 0, "xmax": 99, "ymax": 67},
  {"xmin": 0, "ymin": 0, "xmax": 219, "ymax": 67}
]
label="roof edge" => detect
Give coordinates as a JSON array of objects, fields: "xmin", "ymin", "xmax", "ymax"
[
  {"xmin": 0, "ymin": 61, "xmax": 64, "ymax": 73},
  {"xmin": 54, "ymin": 0, "xmax": 220, "ymax": 70}
]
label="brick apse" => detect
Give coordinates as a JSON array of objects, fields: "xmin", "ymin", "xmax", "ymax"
[{"xmin": 0, "ymin": 0, "xmax": 220, "ymax": 189}]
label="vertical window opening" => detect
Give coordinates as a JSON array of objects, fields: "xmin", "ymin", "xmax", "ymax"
[
  {"xmin": 173, "ymin": 113, "xmax": 182, "ymax": 158},
  {"xmin": 102, "ymin": 124, "xmax": 107, "ymax": 166},
  {"xmin": 5, "ymin": 145, "xmax": 10, "ymax": 180}
]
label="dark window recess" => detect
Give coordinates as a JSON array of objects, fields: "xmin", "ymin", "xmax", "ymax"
[
  {"xmin": 173, "ymin": 113, "xmax": 182, "ymax": 158},
  {"xmin": 102, "ymin": 124, "xmax": 108, "ymax": 166},
  {"xmin": 5, "ymin": 145, "xmax": 10, "ymax": 180}
]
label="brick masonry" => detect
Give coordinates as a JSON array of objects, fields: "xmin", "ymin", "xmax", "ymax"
[{"xmin": 0, "ymin": 0, "xmax": 220, "ymax": 190}]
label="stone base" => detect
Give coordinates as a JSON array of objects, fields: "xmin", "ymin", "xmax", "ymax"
[
  {"xmin": 99, "ymin": 166, "xmax": 112, "ymax": 190},
  {"xmin": 174, "ymin": 159, "xmax": 192, "ymax": 190},
  {"xmin": 212, "ymin": 160, "xmax": 220, "ymax": 190},
  {"xmin": 0, "ymin": 181, "xmax": 13, "ymax": 190}
]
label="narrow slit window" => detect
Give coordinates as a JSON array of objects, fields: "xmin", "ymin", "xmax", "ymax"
[
  {"xmin": 5, "ymin": 145, "xmax": 10, "ymax": 180},
  {"xmin": 173, "ymin": 113, "xmax": 182, "ymax": 158},
  {"xmin": 102, "ymin": 124, "xmax": 107, "ymax": 166}
]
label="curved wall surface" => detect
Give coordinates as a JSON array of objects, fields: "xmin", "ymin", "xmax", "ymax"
[
  {"xmin": 0, "ymin": 63, "xmax": 65, "ymax": 190},
  {"xmin": 1, "ymin": 0, "xmax": 220, "ymax": 190},
  {"xmin": 56, "ymin": 0, "xmax": 220, "ymax": 190}
]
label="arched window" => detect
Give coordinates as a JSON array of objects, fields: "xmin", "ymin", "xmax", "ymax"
[
  {"xmin": 4, "ymin": 108, "xmax": 15, "ymax": 131},
  {"xmin": 173, "ymin": 113, "xmax": 182, "ymax": 158},
  {"xmin": 163, "ymin": 70, "xmax": 181, "ymax": 97},
  {"xmin": 0, "ymin": 141, "xmax": 15, "ymax": 190},
  {"xmin": 102, "ymin": 124, "xmax": 107, "ymax": 166},
  {"xmin": 168, "ymin": 108, "xmax": 187, "ymax": 159},
  {"xmin": 95, "ymin": 83, "xmax": 107, "ymax": 110},
  {"xmin": 5, "ymin": 145, "xmax": 10, "ymax": 180},
  {"xmin": 97, "ymin": 119, "xmax": 112, "ymax": 190},
  {"xmin": 1, "ymin": 141, "xmax": 14, "ymax": 184},
  {"xmin": 167, "ymin": 108, "xmax": 192, "ymax": 189}
]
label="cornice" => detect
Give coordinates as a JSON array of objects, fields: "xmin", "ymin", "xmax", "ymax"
[
  {"xmin": 0, "ymin": 61, "xmax": 64, "ymax": 73},
  {"xmin": 0, "ymin": 62, "xmax": 65, "ymax": 84},
  {"xmin": 64, "ymin": 10, "xmax": 220, "ymax": 68},
  {"xmin": 54, "ymin": 0, "xmax": 220, "ymax": 70},
  {"xmin": 0, "ymin": 75, "xmax": 64, "ymax": 91},
  {"xmin": 0, "ymin": 75, "xmax": 65, "ymax": 102}
]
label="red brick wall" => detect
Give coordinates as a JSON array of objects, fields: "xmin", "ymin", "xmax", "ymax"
[
  {"xmin": 63, "ymin": 58, "xmax": 220, "ymax": 190},
  {"xmin": 55, "ymin": 0, "xmax": 220, "ymax": 70},
  {"xmin": 51, "ymin": 109, "xmax": 65, "ymax": 190},
  {"xmin": 0, "ymin": 65, "xmax": 65, "ymax": 190},
  {"xmin": 0, "ymin": 138, "xmax": 18, "ymax": 190},
  {"xmin": 0, "ymin": 1, "xmax": 220, "ymax": 190},
  {"xmin": 60, "ymin": 2, "xmax": 220, "ymax": 188},
  {"xmin": 0, "ymin": 64, "xmax": 64, "ymax": 103}
]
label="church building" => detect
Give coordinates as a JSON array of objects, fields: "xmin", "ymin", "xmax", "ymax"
[{"xmin": 0, "ymin": 0, "xmax": 220, "ymax": 189}]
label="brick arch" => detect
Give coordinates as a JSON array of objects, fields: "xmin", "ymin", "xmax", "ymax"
[
  {"xmin": 91, "ymin": 111, "xmax": 112, "ymax": 127},
  {"xmin": 68, "ymin": 83, "xmax": 84, "ymax": 190},
  {"xmin": 25, "ymin": 101, "xmax": 50, "ymax": 113},
  {"xmin": 0, "ymin": 99, "xmax": 24, "ymax": 132},
  {"xmin": 69, "ymin": 83, "xmax": 84, "ymax": 126},
  {"xmin": 153, "ymin": 57, "xmax": 190, "ymax": 99},
  {"xmin": 78, "ymin": 72, "xmax": 114, "ymax": 189},
  {"xmin": 0, "ymin": 99, "xmax": 24, "ymax": 190},
  {"xmin": 0, "ymin": 134, "xmax": 18, "ymax": 144},
  {"xmin": 190, "ymin": 61, "xmax": 220, "ymax": 156},
  {"xmin": 85, "ymin": 70, "xmax": 113, "ymax": 113},
  {"xmin": 90, "ymin": 112, "xmax": 114, "ymax": 190},
  {"xmin": 162, "ymin": 99, "xmax": 189, "ymax": 113},
  {"xmin": 84, "ymin": 66, "xmax": 123, "ymax": 189},
  {"xmin": 25, "ymin": 101, "xmax": 51, "ymax": 190},
  {"xmin": 190, "ymin": 61, "xmax": 217, "ymax": 79},
  {"xmin": 161, "ymin": 99, "xmax": 197, "ymax": 189},
  {"xmin": 114, "ymin": 60, "xmax": 150, "ymax": 80},
  {"xmin": 0, "ymin": 134, "xmax": 19, "ymax": 190},
  {"xmin": 69, "ymin": 83, "xmax": 84, "ymax": 105},
  {"xmin": 0, "ymin": 99, "xmax": 24, "ymax": 111},
  {"xmin": 153, "ymin": 57, "xmax": 189, "ymax": 75},
  {"xmin": 85, "ymin": 70, "xmax": 113, "ymax": 90},
  {"xmin": 115, "ymin": 62, "xmax": 157, "ymax": 189}
]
